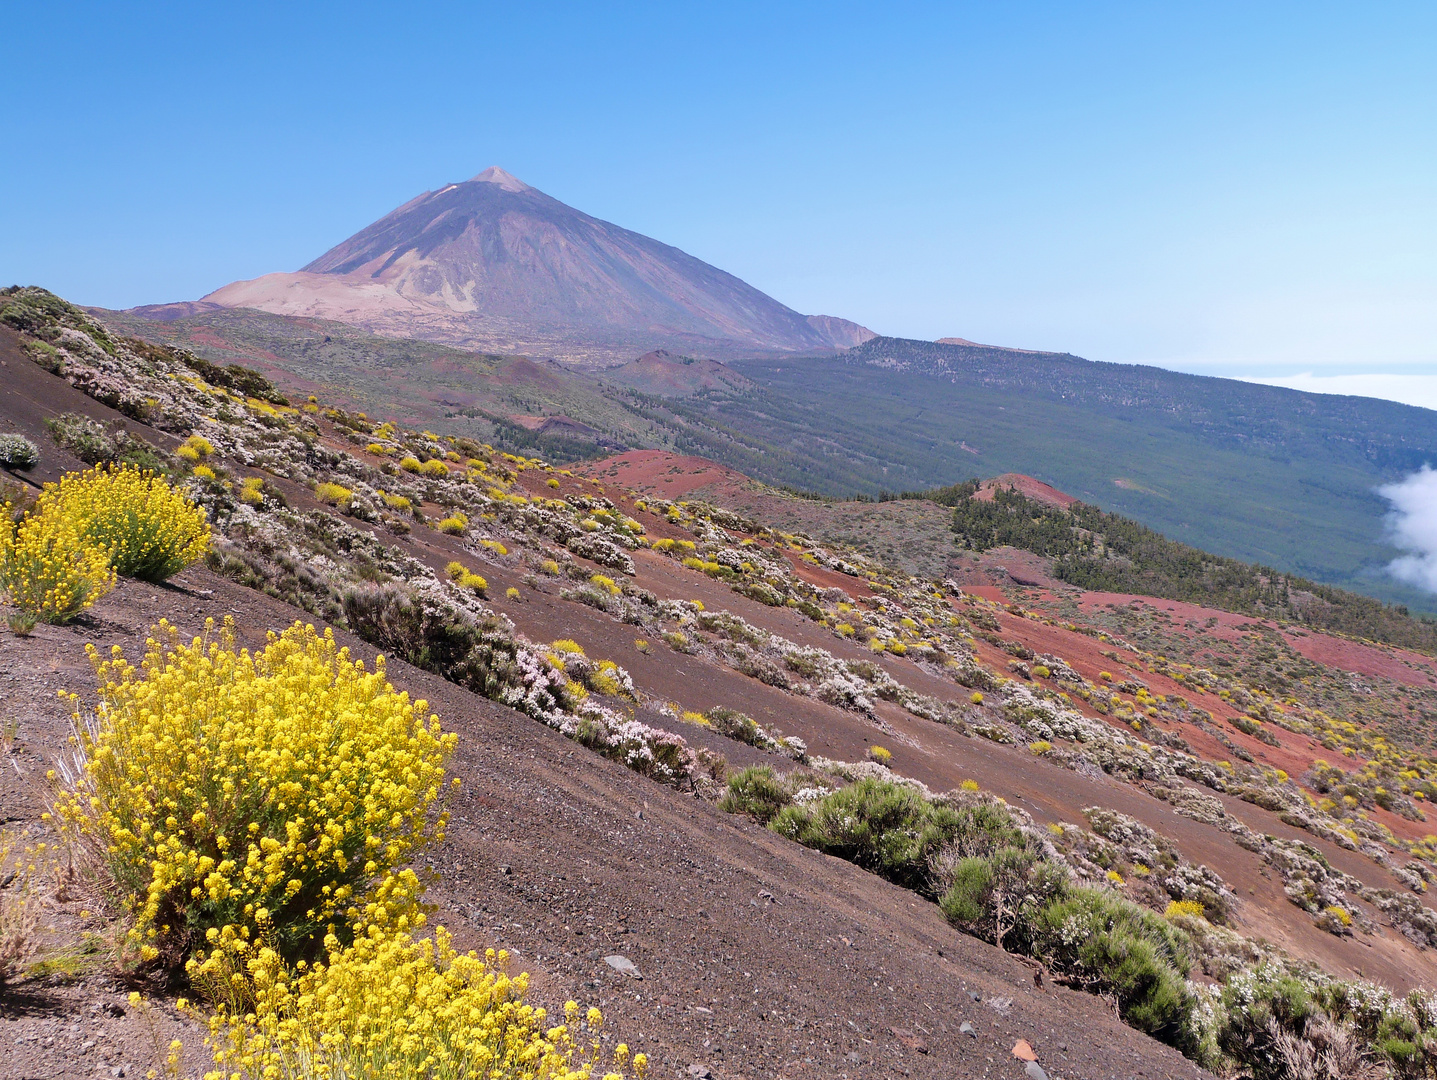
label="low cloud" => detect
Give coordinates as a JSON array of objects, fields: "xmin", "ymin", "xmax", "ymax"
[
  {"xmin": 1242, "ymin": 373, "xmax": 1437, "ymax": 412},
  {"xmin": 1380, "ymin": 465, "xmax": 1437, "ymax": 593}
]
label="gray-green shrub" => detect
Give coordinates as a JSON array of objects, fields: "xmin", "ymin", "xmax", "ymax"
[
  {"xmin": 1034, "ymin": 886, "xmax": 1198, "ymax": 1051},
  {"xmin": 769, "ymin": 779, "xmax": 1024, "ymax": 894},
  {"xmin": 0, "ymin": 435, "xmax": 38, "ymax": 471},
  {"xmin": 939, "ymin": 845, "xmax": 1066, "ymax": 951},
  {"xmin": 718, "ymin": 766, "xmax": 793, "ymax": 825}
]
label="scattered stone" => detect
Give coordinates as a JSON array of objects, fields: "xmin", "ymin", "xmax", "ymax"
[
  {"xmin": 1013, "ymin": 1039, "xmax": 1037, "ymax": 1061},
  {"xmin": 1025, "ymin": 1062, "xmax": 1050, "ymax": 1080},
  {"xmin": 687, "ymin": 1065, "xmax": 712, "ymax": 1078},
  {"xmin": 959, "ymin": 1021, "xmax": 976, "ymax": 1037},
  {"xmin": 603, "ymin": 954, "xmax": 642, "ymax": 979},
  {"xmin": 889, "ymin": 1027, "xmax": 929, "ymax": 1054}
]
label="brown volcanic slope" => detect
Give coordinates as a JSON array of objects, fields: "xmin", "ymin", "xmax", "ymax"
[
  {"xmin": 976, "ymin": 473, "xmax": 1078, "ymax": 509},
  {"xmin": 602, "ymin": 349, "xmax": 755, "ymax": 397},
  {"xmin": 188, "ymin": 167, "xmax": 872, "ymax": 368},
  {"xmin": 13, "ymin": 299, "xmax": 1437, "ymax": 1077},
  {"xmin": 0, "ymin": 324, "xmax": 1209, "ymax": 1080}
]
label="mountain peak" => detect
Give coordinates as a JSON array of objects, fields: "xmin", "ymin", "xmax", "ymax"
[
  {"xmin": 202, "ymin": 169, "xmax": 868, "ymax": 366},
  {"xmin": 469, "ymin": 166, "xmax": 530, "ymax": 192}
]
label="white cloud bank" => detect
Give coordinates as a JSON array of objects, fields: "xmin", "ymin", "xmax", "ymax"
[
  {"xmin": 1380, "ymin": 466, "xmax": 1437, "ymax": 593},
  {"xmin": 1242, "ymin": 373, "xmax": 1437, "ymax": 412}
]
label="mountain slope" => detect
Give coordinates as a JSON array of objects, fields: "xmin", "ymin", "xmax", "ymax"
[
  {"xmin": 601, "ymin": 349, "xmax": 754, "ymax": 397},
  {"xmin": 93, "ymin": 303, "xmax": 1437, "ymax": 611},
  {"xmin": 14, "ymin": 290, "xmax": 1437, "ymax": 1078},
  {"xmin": 194, "ymin": 167, "xmax": 871, "ymax": 366}
]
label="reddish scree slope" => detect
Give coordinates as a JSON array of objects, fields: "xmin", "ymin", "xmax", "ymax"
[
  {"xmin": 974, "ymin": 473, "xmax": 1077, "ymax": 509},
  {"xmin": 574, "ymin": 449, "xmax": 1437, "ymax": 991},
  {"xmin": 0, "ymin": 332, "xmax": 1210, "ymax": 1080},
  {"xmin": 7, "ymin": 337, "xmax": 1437, "ymax": 1077}
]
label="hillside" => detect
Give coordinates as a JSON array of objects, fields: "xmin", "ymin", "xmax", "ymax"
[
  {"xmin": 9, "ymin": 287, "xmax": 1437, "ymax": 1076},
  {"xmin": 602, "ymin": 349, "xmax": 754, "ymax": 397},
  {"xmin": 719, "ymin": 346, "xmax": 1437, "ymax": 611},
  {"xmin": 182, "ymin": 167, "xmax": 872, "ymax": 367},
  {"xmin": 87, "ymin": 302, "xmax": 1437, "ymax": 615}
]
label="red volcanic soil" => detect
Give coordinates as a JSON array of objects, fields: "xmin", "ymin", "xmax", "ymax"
[
  {"xmin": 603, "ymin": 350, "xmax": 752, "ymax": 396},
  {"xmin": 1077, "ymin": 591, "xmax": 1437, "ymax": 689},
  {"xmin": 948, "ymin": 593, "xmax": 1359, "ymax": 793},
  {"xmin": 952, "ymin": 548, "xmax": 1066, "ymax": 590},
  {"xmin": 975, "ymin": 473, "xmax": 1077, "ymax": 509},
  {"xmin": 1284, "ymin": 627, "xmax": 1437, "ymax": 690},
  {"xmin": 495, "ymin": 355, "xmax": 567, "ymax": 388},
  {"xmin": 781, "ymin": 552, "xmax": 877, "ymax": 599},
  {"xmin": 582, "ymin": 449, "xmax": 754, "ymax": 501}
]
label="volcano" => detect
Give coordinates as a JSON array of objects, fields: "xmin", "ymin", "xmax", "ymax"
[{"xmin": 192, "ymin": 167, "xmax": 873, "ymax": 366}]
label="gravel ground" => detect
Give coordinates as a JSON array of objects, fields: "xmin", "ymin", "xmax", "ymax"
[{"xmin": 0, "ymin": 569, "xmax": 1212, "ymax": 1080}]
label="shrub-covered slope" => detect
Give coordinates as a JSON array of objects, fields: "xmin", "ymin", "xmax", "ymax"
[
  {"xmin": 6, "ymin": 286, "xmax": 1437, "ymax": 1078},
  {"xmin": 97, "ymin": 303, "xmax": 1437, "ymax": 613}
]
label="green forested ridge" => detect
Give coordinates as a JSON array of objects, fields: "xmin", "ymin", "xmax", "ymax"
[
  {"xmin": 724, "ymin": 349, "xmax": 1437, "ymax": 613},
  {"xmin": 946, "ymin": 482, "xmax": 1437, "ymax": 653}
]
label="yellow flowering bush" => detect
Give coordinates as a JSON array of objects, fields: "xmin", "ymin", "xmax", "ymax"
[
  {"xmin": 436, "ymin": 513, "xmax": 468, "ymax": 535},
  {"xmin": 238, "ymin": 477, "xmax": 265, "ymax": 506},
  {"xmin": 445, "ymin": 561, "xmax": 488, "ymax": 594},
  {"xmin": 176, "ymin": 435, "xmax": 214, "ymax": 466},
  {"xmin": 51, "ymin": 619, "xmax": 456, "ymax": 965},
  {"xmin": 37, "ymin": 464, "xmax": 210, "ymax": 582},
  {"xmin": 588, "ymin": 662, "xmax": 626, "ymax": 698},
  {"xmin": 314, "ymin": 482, "xmax": 353, "ymax": 506},
  {"xmin": 1164, "ymin": 899, "xmax": 1205, "ymax": 920},
  {"xmin": 0, "ymin": 502, "xmax": 116, "ymax": 623},
  {"xmin": 380, "ymin": 491, "xmax": 413, "ymax": 511},
  {"xmin": 589, "ymin": 575, "xmax": 620, "ymax": 596},
  {"xmin": 200, "ymin": 927, "xmax": 638, "ymax": 1080},
  {"xmin": 399, "ymin": 456, "xmax": 424, "ymax": 473},
  {"xmin": 420, "ymin": 458, "xmax": 452, "ymax": 479}
]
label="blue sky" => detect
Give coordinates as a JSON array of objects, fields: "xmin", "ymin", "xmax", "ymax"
[{"xmin": 2, "ymin": 2, "xmax": 1434, "ymax": 398}]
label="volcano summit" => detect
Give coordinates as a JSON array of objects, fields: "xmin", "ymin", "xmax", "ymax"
[{"xmin": 192, "ymin": 167, "xmax": 871, "ymax": 366}]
